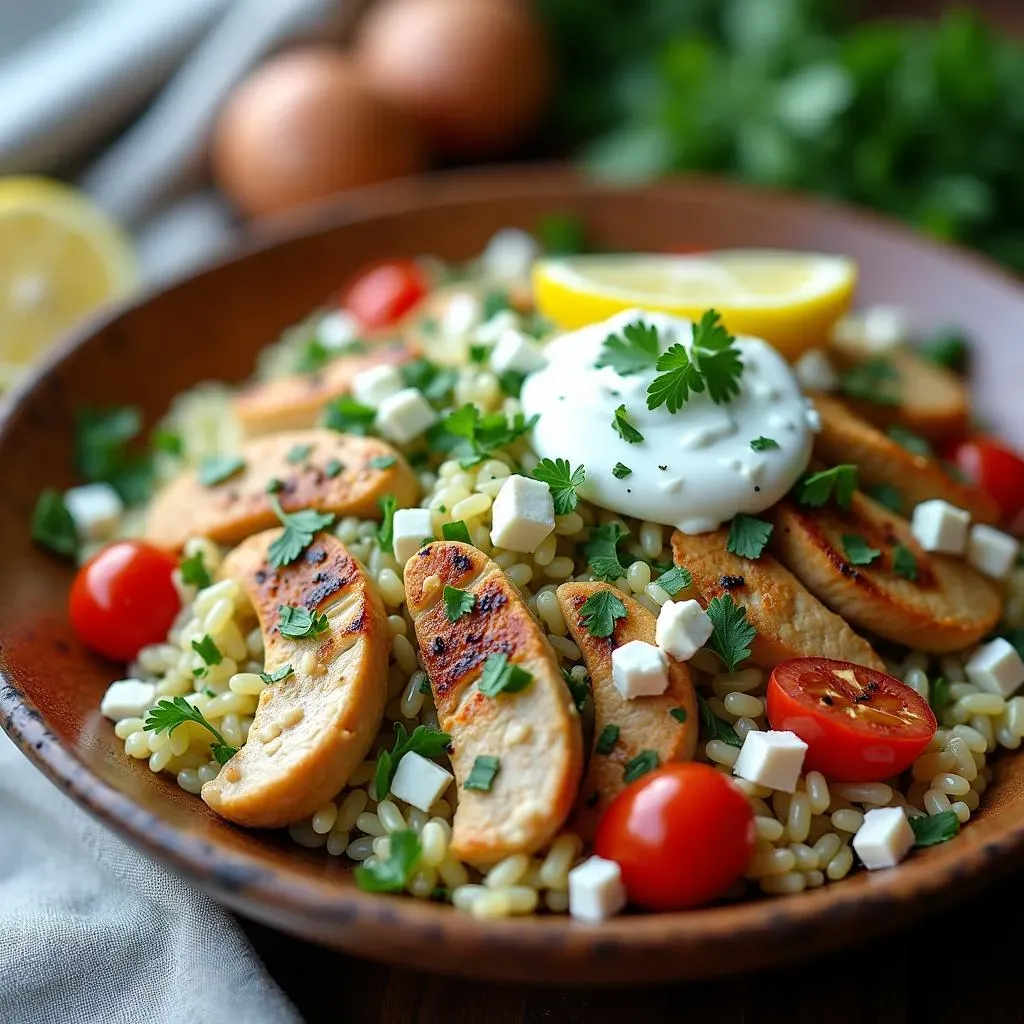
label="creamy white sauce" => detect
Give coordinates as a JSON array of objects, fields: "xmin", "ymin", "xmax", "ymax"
[{"xmin": 521, "ymin": 309, "xmax": 817, "ymax": 534}]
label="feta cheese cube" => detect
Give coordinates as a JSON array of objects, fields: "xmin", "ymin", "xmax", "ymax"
[
  {"xmin": 375, "ymin": 388, "xmax": 437, "ymax": 444},
  {"xmin": 474, "ymin": 309, "xmax": 519, "ymax": 344},
  {"xmin": 852, "ymin": 807, "xmax": 915, "ymax": 870},
  {"xmin": 910, "ymin": 499, "xmax": 970, "ymax": 554},
  {"xmin": 63, "ymin": 483, "xmax": 123, "ymax": 541},
  {"xmin": 483, "ymin": 227, "xmax": 540, "ymax": 281},
  {"xmin": 441, "ymin": 291, "xmax": 481, "ymax": 338},
  {"xmin": 965, "ymin": 638, "xmax": 1024, "ymax": 697},
  {"xmin": 352, "ymin": 364, "xmax": 405, "ymax": 407},
  {"xmin": 317, "ymin": 310, "xmax": 360, "ymax": 349},
  {"xmin": 655, "ymin": 599, "xmax": 713, "ymax": 662},
  {"xmin": 733, "ymin": 730, "xmax": 807, "ymax": 793},
  {"xmin": 489, "ymin": 474, "xmax": 554, "ymax": 553},
  {"xmin": 967, "ymin": 524, "xmax": 1020, "ymax": 580},
  {"xmin": 568, "ymin": 855, "xmax": 627, "ymax": 923},
  {"xmin": 392, "ymin": 507, "xmax": 435, "ymax": 565},
  {"xmin": 611, "ymin": 640, "xmax": 669, "ymax": 699},
  {"xmin": 389, "ymin": 750, "xmax": 453, "ymax": 812},
  {"xmin": 794, "ymin": 348, "xmax": 838, "ymax": 392},
  {"xmin": 100, "ymin": 679, "xmax": 156, "ymax": 721},
  {"xmin": 490, "ymin": 329, "xmax": 548, "ymax": 376},
  {"xmin": 861, "ymin": 305, "xmax": 910, "ymax": 353}
]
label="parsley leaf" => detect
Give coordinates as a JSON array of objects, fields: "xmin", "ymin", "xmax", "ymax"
[
  {"xmin": 920, "ymin": 329, "xmax": 969, "ymax": 374},
  {"xmin": 277, "ymin": 605, "xmax": 329, "ymax": 639},
  {"xmin": 482, "ymin": 290, "xmax": 510, "ymax": 320},
  {"xmin": 498, "ymin": 370, "xmax": 526, "ymax": 399},
  {"xmin": 797, "ymin": 464, "xmax": 858, "ymax": 508},
  {"xmin": 839, "ymin": 359, "xmax": 900, "ymax": 406},
  {"xmin": 427, "ymin": 404, "xmax": 537, "ymax": 468},
  {"xmin": 750, "ymin": 436, "xmax": 779, "ymax": 452},
  {"xmin": 910, "ymin": 810, "xmax": 960, "ymax": 848},
  {"xmin": 656, "ymin": 565, "xmax": 693, "ymax": 596},
  {"xmin": 670, "ymin": 707, "xmax": 688, "ymax": 724},
  {"xmin": 324, "ymin": 459, "xmax": 344, "ymax": 479},
  {"xmin": 584, "ymin": 521, "xmax": 629, "ymax": 581},
  {"xmin": 74, "ymin": 406, "xmax": 154, "ymax": 504},
  {"xmin": 267, "ymin": 497, "xmax": 334, "ymax": 569},
  {"xmin": 893, "ymin": 543, "xmax": 918, "ymax": 581},
  {"xmin": 533, "ymin": 458, "xmax": 585, "ymax": 515},
  {"xmin": 867, "ymin": 483, "xmax": 904, "ymax": 514},
  {"xmin": 842, "ymin": 534, "xmax": 881, "ymax": 566},
  {"xmin": 31, "ymin": 489, "xmax": 77, "ymax": 557},
  {"xmin": 727, "ymin": 514, "xmax": 773, "ymax": 560},
  {"xmin": 595, "ymin": 724, "xmax": 620, "ymax": 755},
  {"xmin": 374, "ymin": 721, "xmax": 452, "ymax": 799},
  {"xmin": 579, "ymin": 589, "xmax": 628, "ymax": 638},
  {"xmin": 929, "ymin": 676, "xmax": 951, "ymax": 717},
  {"xmin": 152, "ymin": 429, "xmax": 183, "ymax": 456},
  {"xmin": 401, "ymin": 358, "xmax": 458, "ymax": 405},
  {"xmin": 286, "ymin": 443, "xmax": 313, "ymax": 465},
  {"xmin": 536, "ymin": 211, "xmax": 586, "ymax": 255},
  {"xmin": 377, "ymin": 494, "xmax": 397, "ymax": 551},
  {"xmin": 443, "ymin": 585, "xmax": 476, "ymax": 622},
  {"xmin": 478, "ymin": 653, "xmax": 533, "ymax": 697},
  {"xmin": 266, "ymin": 478, "xmax": 284, "ymax": 493},
  {"xmin": 179, "ymin": 551, "xmax": 212, "ymax": 589},
  {"xmin": 260, "ymin": 664, "xmax": 293, "ymax": 685},
  {"xmin": 706, "ymin": 594, "xmax": 756, "ymax": 672},
  {"xmin": 465, "ymin": 755, "xmax": 501, "ymax": 792},
  {"xmin": 611, "ymin": 404, "xmax": 644, "ymax": 444},
  {"xmin": 623, "ymin": 750, "xmax": 660, "ymax": 782},
  {"xmin": 562, "ymin": 667, "xmax": 590, "ymax": 713},
  {"xmin": 887, "ymin": 426, "xmax": 933, "ymax": 458},
  {"xmin": 468, "ymin": 344, "xmax": 489, "ymax": 365},
  {"xmin": 198, "ymin": 454, "xmax": 246, "ymax": 488},
  {"xmin": 324, "ymin": 395, "xmax": 376, "ymax": 434},
  {"xmin": 697, "ymin": 693, "xmax": 742, "ymax": 747},
  {"xmin": 191, "ymin": 635, "xmax": 222, "ymax": 666},
  {"xmin": 370, "ymin": 455, "xmax": 397, "ymax": 470},
  {"xmin": 645, "ymin": 342, "xmax": 703, "ymax": 412},
  {"xmin": 354, "ymin": 828, "xmax": 421, "ymax": 893},
  {"xmin": 442, "ymin": 520, "xmax": 472, "ymax": 544},
  {"xmin": 612, "ymin": 462, "xmax": 632, "ymax": 479},
  {"xmin": 144, "ymin": 696, "xmax": 238, "ymax": 765},
  {"xmin": 596, "ymin": 320, "xmax": 660, "ymax": 375}
]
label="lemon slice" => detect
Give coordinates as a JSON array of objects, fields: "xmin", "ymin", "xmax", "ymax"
[
  {"xmin": 532, "ymin": 250, "xmax": 857, "ymax": 359},
  {"xmin": 0, "ymin": 177, "xmax": 137, "ymax": 388}
]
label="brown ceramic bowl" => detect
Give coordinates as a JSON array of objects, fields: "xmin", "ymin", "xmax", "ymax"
[{"xmin": 4, "ymin": 168, "xmax": 1024, "ymax": 985}]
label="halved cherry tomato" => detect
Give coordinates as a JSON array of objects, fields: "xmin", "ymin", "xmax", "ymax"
[
  {"xmin": 341, "ymin": 259, "xmax": 428, "ymax": 329},
  {"xmin": 594, "ymin": 763, "xmax": 755, "ymax": 911},
  {"xmin": 944, "ymin": 436, "xmax": 1024, "ymax": 528},
  {"xmin": 766, "ymin": 658, "xmax": 936, "ymax": 783},
  {"xmin": 70, "ymin": 541, "xmax": 180, "ymax": 662}
]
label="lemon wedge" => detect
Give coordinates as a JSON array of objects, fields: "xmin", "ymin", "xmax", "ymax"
[
  {"xmin": 532, "ymin": 250, "xmax": 857, "ymax": 360},
  {"xmin": 0, "ymin": 177, "xmax": 137, "ymax": 389}
]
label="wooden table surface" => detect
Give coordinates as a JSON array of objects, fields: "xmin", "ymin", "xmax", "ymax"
[{"xmin": 242, "ymin": 869, "xmax": 1024, "ymax": 1023}]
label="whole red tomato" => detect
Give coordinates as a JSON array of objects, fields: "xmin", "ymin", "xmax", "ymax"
[{"xmin": 341, "ymin": 259, "xmax": 428, "ymax": 329}]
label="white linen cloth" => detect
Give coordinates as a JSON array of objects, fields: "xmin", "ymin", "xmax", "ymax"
[{"xmin": 0, "ymin": 729, "xmax": 302, "ymax": 1024}]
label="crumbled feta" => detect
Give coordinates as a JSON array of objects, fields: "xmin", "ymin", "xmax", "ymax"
[
  {"xmin": 483, "ymin": 228, "xmax": 540, "ymax": 281},
  {"xmin": 611, "ymin": 640, "xmax": 669, "ymax": 699},
  {"xmin": 965, "ymin": 638, "xmax": 1024, "ymax": 698},
  {"xmin": 489, "ymin": 474, "xmax": 554, "ymax": 553},
  {"xmin": 392, "ymin": 508, "xmax": 434, "ymax": 565},
  {"xmin": 474, "ymin": 309, "xmax": 519, "ymax": 344},
  {"xmin": 834, "ymin": 305, "xmax": 909, "ymax": 354},
  {"xmin": 389, "ymin": 750, "xmax": 453, "ymax": 813},
  {"xmin": 655, "ymin": 599, "xmax": 713, "ymax": 662},
  {"xmin": 375, "ymin": 388, "xmax": 438, "ymax": 444},
  {"xmin": 966, "ymin": 524, "xmax": 1020, "ymax": 580},
  {"xmin": 733, "ymin": 730, "xmax": 807, "ymax": 793},
  {"xmin": 490, "ymin": 329, "xmax": 548, "ymax": 376},
  {"xmin": 100, "ymin": 679, "xmax": 156, "ymax": 722},
  {"xmin": 568, "ymin": 855, "xmax": 627, "ymax": 923},
  {"xmin": 910, "ymin": 499, "xmax": 970, "ymax": 555},
  {"xmin": 63, "ymin": 483, "xmax": 123, "ymax": 541},
  {"xmin": 794, "ymin": 349, "xmax": 838, "ymax": 392},
  {"xmin": 852, "ymin": 807, "xmax": 915, "ymax": 870},
  {"xmin": 351, "ymin": 364, "xmax": 404, "ymax": 407},
  {"xmin": 441, "ymin": 292, "xmax": 481, "ymax": 339},
  {"xmin": 317, "ymin": 310, "xmax": 360, "ymax": 349}
]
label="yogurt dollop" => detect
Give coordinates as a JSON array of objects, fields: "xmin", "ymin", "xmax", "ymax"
[{"xmin": 521, "ymin": 309, "xmax": 817, "ymax": 534}]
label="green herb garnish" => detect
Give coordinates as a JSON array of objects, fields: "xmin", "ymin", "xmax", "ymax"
[
  {"xmin": 465, "ymin": 755, "xmax": 501, "ymax": 792},
  {"xmin": 370, "ymin": 455, "xmax": 397, "ymax": 470},
  {"xmin": 324, "ymin": 459, "xmax": 344, "ymax": 479},
  {"xmin": 277, "ymin": 605, "xmax": 329, "ymax": 639},
  {"xmin": 498, "ymin": 370, "xmax": 526, "ymax": 399},
  {"xmin": 482, "ymin": 290, "xmax": 510, "ymax": 321},
  {"xmin": 286, "ymin": 443, "xmax": 313, "ymax": 465},
  {"xmin": 427, "ymin": 404, "xmax": 537, "ymax": 468},
  {"xmin": 866, "ymin": 484, "xmax": 903, "ymax": 514},
  {"xmin": 697, "ymin": 693, "xmax": 742, "ymax": 747},
  {"xmin": 179, "ymin": 550, "xmax": 212, "ymax": 588},
  {"xmin": 31, "ymin": 489, "xmax": 77, "ymax": 557},
  {"xmin": 623, "ymin": 750, "xmax": 660, "ymax": 782},
  {"xmin": 584, "ymin": 521, "xmax": 629, "ymax": 581},
  {"xmin": 920, "ymin": 329, "xmax": 969, "ymax": 373},
  {"xmin": 354, "ymin": 829, "xmax": 421, "ymax": 893},
  {"xmin": 191, "ymin": 634, "xmax": 222, "ymax": 666},
  {"xmin": 152, "ymin": 429, "xmax": 183, "ymax": 456},
  {"xmin": 706, "ymin": 594, "xmax": 756, "ymax": 672},
  {"xmin": 374, "ymin": 721, "xmax": 452, "ymax": 799},
  {"xmin": 144, "ymin": 696, "xmax": 237, "ymax": 765},
  {"xmin": 198, "ymin": 454, "xmax": 246, "ymax": 487},
  {"xmin": 376, "ymin": 494, "xmax": 397, "ymax": 552},
  {"xmin": 562, "ymin": 667, "xmax": 590, "ymax": 713},
  {"xmin": 536, "ymin": 212, "xmax": 586, "ymax": 255},
  {"xmin": 612, "ymin": 462, "xmax": 632, "ymax": 479},
  {"xmin": 74, "ymin": 406, "xmax": 153, "ymax": 503},
  {"xmin": 260, "ymin": 664, "xmax": 294, "ymax": 685},
  {"xmin": 442, "ymin": 520, "xmax": 472, "ymax": 544},
  {"xmin": 797, "ymin": 464, "xmax": 858, "ymax": 508},
  {"xmin": 656, "ymin": 565, "xmax": 693, "ymax": 596},
  {"xmin": 401, "ymin": 358, "xmax": 458, "ymax": 405},
  {"xmin": 323, "ymin": 395, "xmax": 376, "ymax": 435},
  {"xmin": 842, "ymin": 534, "xmax": 881, "ymax": 566},
  {"xmin": 750, "ymin": 436, "xmax": 780, "ymax": 452},
  {"xmin": 893, "ymin": 543, "xmax": 918, "ymax": 581},
  {"xmin": 579, "ymin": 588, "xmax": 628, "ymax": 638},
  {"xmin": 727, "ymin": 514, "xmax": 773, "ymax": 560},
  {"xmin": 611, "ymin": 404, "xmax": 644, "ymax": 444},
  {"xmin": 910, "ymin": 810, "xmax": 960, "ymax": 848},
  {"xmin": 443, "ymin": 585, "xmax": 476, "ymax": 622},
  {"xmin": 267, "ymin": 497, "xmax": 334, "ymax": 569},
  {"xmin": 887, "ymin": 426, "xmax": 933, "ymax": 458},
  {"xmin": 468, "ymin": 344, "xmax": 489, "ymax": 365},
  {"xmin": 670, "ymin": 707, "xmax": 688, "ymax": 724},
  {"xmin": 929, "ymin": 676, "xmax": 951, "ymax": 717},
  {"xmin": 478, "ymin": 653, "xmax": 533, "ymax": 697},
  {"xmin": 595, "ymin": 724, "xmax": 620, "ymax": 755},
  {"xmin": 839, "ymin": 359, "xmax": 900, "ymax": 406},
  {"xmin": 597, "ymin": 320, "xmax": 660, "ymax": 375},
  {"xmin": 533, "ymin": 457, "xmax": 585, "ymax": 515}
]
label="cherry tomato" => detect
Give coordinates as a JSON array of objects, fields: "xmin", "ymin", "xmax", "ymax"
[
  {"xmin": 766, "ymin": 658, "xmax": 936, "ymax": 783},
  {"xmin": 70, "ymin": 541, "xmax": 180, "ymax": 662},
  {"xmin": 594, "ymin": 763, "xmax": 755, "ymax": 911},
  {"xmin": 945, "ymin": 436, "xmax": 1024, "ymax": 527},
  {"xmin": 341, "ymin": 259, "xmax": 428, "ymax": 329}
]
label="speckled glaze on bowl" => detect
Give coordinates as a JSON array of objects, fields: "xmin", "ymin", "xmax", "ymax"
[{"xmin": 3, "ymin": 169, "xmax": 1024, "ymax": 985}]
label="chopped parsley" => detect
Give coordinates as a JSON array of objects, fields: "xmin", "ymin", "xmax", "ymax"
[
  {"xmin": 323, "ymin": 395, "xmax": 376, "ymax": 434},
  {"xmin": 750, "ymin": 436, "xmax": 780, "ymax": 452},
  {"xmin": 498, "ymin": 370, "xmax": 526, "ymax": 399},
  {"xmin": 144, "ymin": 696, "xmax": 237, "ymax": 765},
  {"xmin": 286, "ymin": 443, "xmax": 313, "ymax": 465},
  {"xmin": 887, "ymin": 426, "xmax": 933, "ymax": 458},
  {"xmin": 584, "ymin": 521, "xmax": 629, "ymax": 581},
  {"xmin": 482, "ymin": 290, "xmax": 510, "ymax": 321},
  {"xmin": 612, "ymin": 462, "xmax": 632, "ymax": 479},
  {"xmin": 867, "ymin": 483, "xmax": 903, "ymax": 514},
  {"xmin": 893, "ymin": 543, "xmax": 918, "ymax": 581},
  {"xmin": 267, "ymin": 497, "xmax": 334, "ymax": 569},
  {"xmin": 706, "ymin": 594, "xmax": 756, "ymax": 672},
  {"xmin": 354, "ymin": 828, "xmax": 421, "ymax": 893},
  {"xmin": 260, "ymin": 664, "xmax": 294, "ymax": 685},
  {"xmin": 910, "ymin": 809, "xmax": 960, "ymax": 847},
  {"xmin": 179, "ymin": 551, "xmax": 212, "ymax": 588},
  {"xmin": 266, "ymin": 478, "xmax": 284, "ymax": 493},
  {"xmin": 579, "ymin": 588, "xmax": 628, "ymax": 638},
  {"xmin": 74, "ymin": 406, "xmax": 154, "ymax": 504},
  {"xmin": 929, "ymin": 676, "xmax": 951, "ymax": 717},
  {"xmin": 427, "ymin": 404, "xmax": 537, "ymax": 468},
  {"xmin": 478, "ymin": 653, "xmax": 533, "ymax": 697},
  {"xmin": 697, "ymin": 693, "xmax": 742, "ymax": 747},
  {"xmin": 375, "ymin": 721, "xmax": 452, "ymax": 799},
  {"xmin": 324, "ymin": 459, "xmax": 344, "ymax": 479},
  {"xmin": 465, "ymin": 755, "xmax": 501, "ymax": 792},
  {"xmin": 611, "ymin": 404, "xmax": 644, "ymax": 444},
  {"xmin": 370, "ymin": 454, "xmax": 397, "ymax": 470},
  {"xmin": 191, "ymin": 634, "xmax": 222, "ymax": 666},
  {"xmin": 797, "ymin": 464, "xmax": 858, "ymax": 508},
  {"xmin": 376, "ymin": 494, "xmax": 397, "ymax": 551},
  {"xmin": 152, "ymin": 428, "xmax": 183, "ymax": 456},
  {"xmin": 536, "ymin": 211, "xmax": 587, "ymax": 255},
  {"xmin": 839, "ymin": 358, "xmax": 900, "ymax": 406},
  {"xmin": 597, "ymin": 320, "xmax": 660, "ymax": 375},
  {"xmin": 656, "ymin": 565, "xmax": 693, "ymax": 596},
  {"xmin": 562, "ymin": 667, "xmax": 590, "ymax": 712},
  {"xmin": 198, "ymin": 454, "xmax": 246, "ymax": 487},
  {"xmin": 623, "ymin": 750, "xmax": 660, "ymax": 783},
  {"xmin": 670, "ymin": 707, "xmax": 688, "ymax": 724},
  {"xmin": 401, "ymin": 358, "xmax": 458, "ymax": 405},
  {"xmin": 442, "ymin": 520, "xmax": 472, "ymax": 544},
  {"xmin": 595, "ymin": 724, "xmax": 620, "ymax": 755},
  {"xmin": 727, "ymin": 514, "xmax": 773, "ymax": 560},
  {"xmin": 841, "ymin": 533, "xmax": 881, "ymax": 566},
  {"xmin": 443, "ymin": 585, "xmax": 476, "ymax": 622},
  {"xmin": 277, "ymin": 605, "xmax": 329, "ymax": 639},
  {"xmin": 31, "ymin": 489, "xmax": 76, "ymax": 557},
  {"xmin": 920, "ymin": 329, "xmax": 969, "ymax": 373},
  {"xmin": 533, "ymin": 458, "xmax": 585, "ymax": 515}
]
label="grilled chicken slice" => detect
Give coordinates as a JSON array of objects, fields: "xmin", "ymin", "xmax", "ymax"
[
  {"xmin": 233, "ymin": 343, "xmax": 412, "ymax": 437},
  {"xmin": 557, "ymin": 582, "xmax": 698, "ymax": 839},
  {"xmin": 405, "ymin": 542, "xmax": 583, "ymax": 865},
  {"xmin": 827, "ymin": 347, "xmax": 968, "ymax": 441},
  {"xmin": 671, "ymin": 529, "xmax": 885, "ymax": 670},
  {"xmin": 145, "ymin": 429, "xmax": 418, "ymax": 551},
  {"xmin": 812, "ymin": 393, "xmax": 999, "ymax": 523},
  {"xmin": 770, "ymin": 494, "xmax": 1002, "ymax": 653},
  {"xmin": 202, "ymin": 530, "xmax": 388, "ymax": 827}
]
